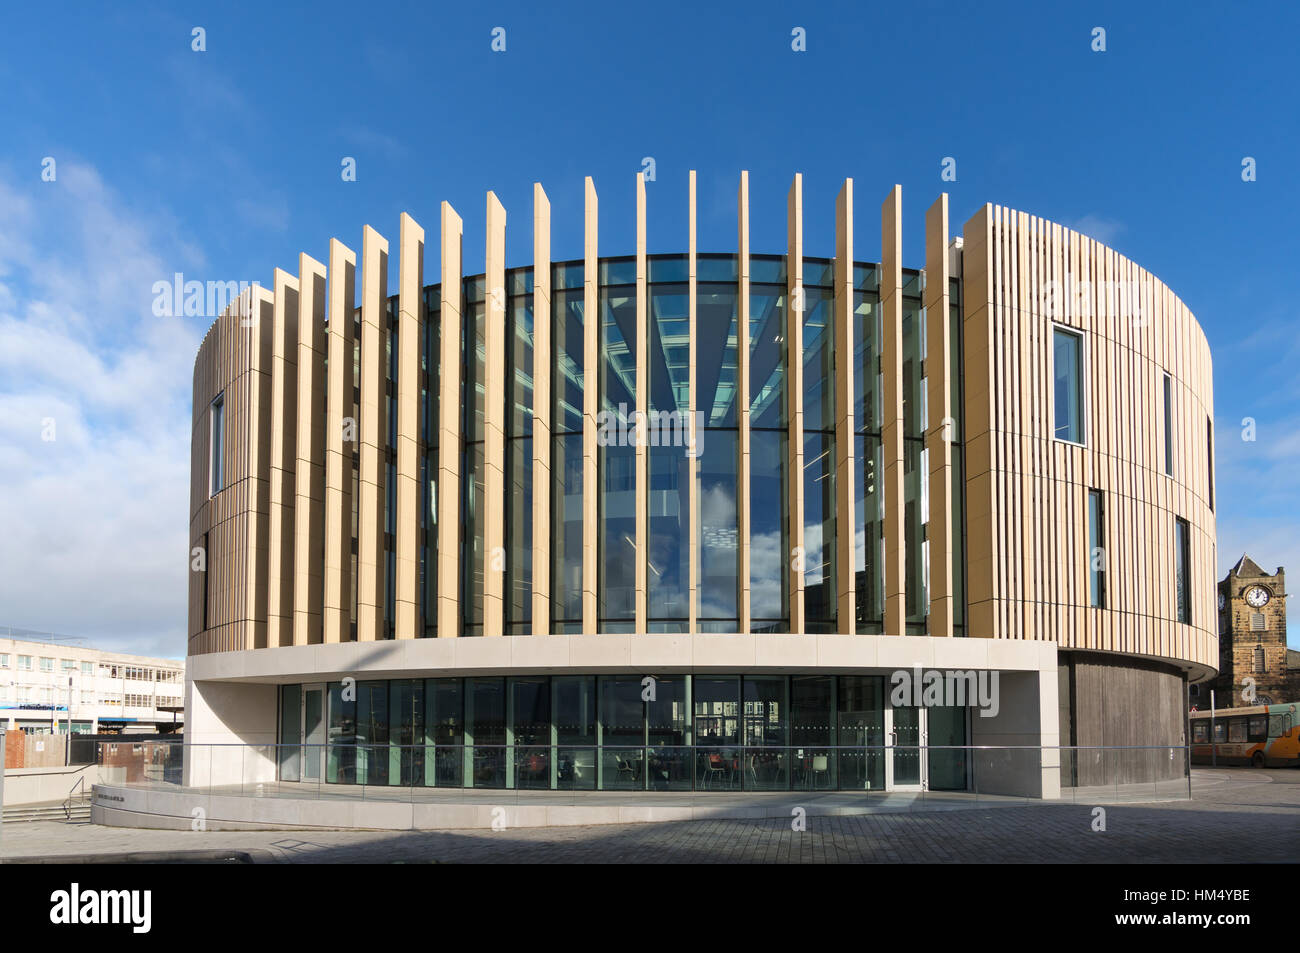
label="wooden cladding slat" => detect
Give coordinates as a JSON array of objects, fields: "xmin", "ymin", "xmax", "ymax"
[
  {"xmin": 356, "ymin": 226, "xmax": 389, "ymax": 642},
  {"xmin": 395, "ymin": 213, "xmax": 425, "ymax": 639},
  {"xmin": 267, "ymin": 268, "xmax": 299, "ymax": 648},
  {"xmin": 688, "ymin": 171, "xmax": 700, "ymax": 633},
  {"xmin": 924, "ymin": 194, "xmax": 953, "ymax": 638},
  {"xmin": 437, "ymin": 204, "xmax": 463, "ymax": 638},
  {"xmin": 532, "ymin": 184, "xmax": 552, "ymax": 635},
  {"xmin": 582, "ymin": 178, "xmax": 599, "ymax": 633},
  {"xmin": 880, "ymin": 186, "xmax": 905, "ymax": 635},
  {"xmin": 292, "ymin": 253, "xmax": 327, "ymax": 646},
  {"xmin": 737, "ymin": 171, "xmax": 752, "ymax": 633},
  {"xmin": 635, "ymin": 173, "xmax": 649, "ymax": 633},
  {"xmin": 833, "ymin": 179, "xmax": 856, "ymax": 632},
  {"xmin": 960, "ymin": 203, "xmax": 1216, "ymax": 668},
  {"xmin": 323, "ymin": 240, "xmax": 356, "ymax": 645},
  {"xmin": 483, "ymin": 193, "xmax": 507, "ymax": 637}
]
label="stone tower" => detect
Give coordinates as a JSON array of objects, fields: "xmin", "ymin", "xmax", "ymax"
[{"xmin": 1209, "ymin": 555, "xmax": 1288, "ymax": 707}]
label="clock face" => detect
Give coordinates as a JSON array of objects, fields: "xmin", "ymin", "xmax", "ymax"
[{"xmin": 1245, "ymin": 586, "xmax": 1270, "ymax": 608}]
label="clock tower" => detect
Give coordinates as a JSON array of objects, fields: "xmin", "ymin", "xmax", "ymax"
[{"xmin": 1203, "ymin": 554, "xmax": 1288, "ymax": 708}]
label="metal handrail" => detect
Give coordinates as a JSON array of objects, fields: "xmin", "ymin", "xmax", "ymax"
[{"xmin": 61, "ymin": 774, "xmax": 86, "ymax": 820}]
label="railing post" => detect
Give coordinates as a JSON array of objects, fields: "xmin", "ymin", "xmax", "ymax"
[{"xmin": 0, "ymin": 730, "xmax": 6, "ymax": 856}]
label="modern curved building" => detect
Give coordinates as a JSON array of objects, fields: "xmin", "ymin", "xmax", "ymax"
[{"xmin": 184, "ymin": 173, "xmax": 1217, "ymax": 800}]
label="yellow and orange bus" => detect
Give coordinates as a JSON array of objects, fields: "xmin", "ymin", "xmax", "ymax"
[{"xmin": 1190, "ymin": 703, "xmax": 1300, "ymax": 767}]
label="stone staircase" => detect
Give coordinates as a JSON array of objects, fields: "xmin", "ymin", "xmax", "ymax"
[{"xmin": 3, "ymin": 799, "xmax": 92, "ymax": 823}]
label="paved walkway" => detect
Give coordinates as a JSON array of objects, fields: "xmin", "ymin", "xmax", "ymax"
[{"xmin": 2, "ymin": 768, "xmax": 1296, "ymax": 863}]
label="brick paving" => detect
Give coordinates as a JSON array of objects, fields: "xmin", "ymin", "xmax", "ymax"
[{"xmin": 2, "ymin": 768, "xmax": 1296, "ymax": 863}]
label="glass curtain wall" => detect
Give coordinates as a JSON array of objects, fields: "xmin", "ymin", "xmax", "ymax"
[
  {"xmin": 327, "ymin": 681, "xmax": 356, "ymax": 783},
  {"xmin": 425, "ymin": 678, "xmax": 462, "ymax": 786},
  {"xmin": 284, "ymin": 674, "xmax": 964, "ymax": 793},
  {"xmin": 696, "ymin": 256, "xmax": 740, "ymax": 631},
  {"xmin": 949, "ymin": 279, "xmax": 966, "ymax": 634},
  {"xmin": 749, "ymin": 255, "xmax": 789, "ymax": 632},
  {"xmin": 901, "ymin": 271, "xmax": 927, "ymax": 633},
  {"xmin": 505, "ymin": 268, "xmax": 535, "ymax": 633},
  {"xmin": 355, "ymin": 680, "xmax": 389, "ymax": 785},
  {"xmin": 461, "ymin": 279, "xmax": 486, "ymax": 636},
  {"xmin": 853, "ymin": 266, "xmax": 884, "ymax": 633},
  {"xmin": 647, "ymin": 256, "xmax": 691, "ymax": 631},
  {"xmin": 384, "ymin": 298, "xmax": 398, "ymax": 638},
  {"xmin": 802, "ymin": 260, "xmax": 836, "ymax": 632},
  {"xmin": 554, "ymin": 675, "xmax": 597, "ymax": 789},
  {"xmin": 420, "ymin": 288, "xmax": 439, "ymax": 637},
  {"xmin": 599, "ymin": 259, "xmax": 637, "ymax": 632},
  {"xmin": 551, "ymin": 263, "xmax": 585, "ymax": 632}
]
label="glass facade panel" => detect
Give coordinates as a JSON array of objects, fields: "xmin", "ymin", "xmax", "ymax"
[
  {"xmin": 355, "ymin": 680, "xmax": 389, "ymax": 785},
  {"xmin": 699, "ymin": 429, "xmax": 739, "ymax": 626},
  {"xmin": 648, "ymin": 445, "xmax": 689, "ymax": 623},
  {"xmin": 425, "ymin": 679, "xmax": 462, "ymax": 787},
  {"xmin": 927, "ymin": 704, "xmax": 968, "ymax": 791},
  {"xmin": 1175, "ymin": 517, "xmax": 1191, "ymax": 623},
  {"xmin": 648, "ymin": 278, "xmax": 691, "ymax": 628},
  {"xmin": 551, "ymin": 433, "xmax": 584, "ymax": 628},
  {"xmin": 698, "ymin": 283, "xmax": 738, "ymax": 428},
  {"xmin": 803, "ymin": 431, "xmax": 835, "ymax": 631},
  {"xmin": 1088, "ymin": 489, "xmax": 1106, "ymax": 609},
  {"xmin": 855, "ymin": 434, "xmax": 883, "ymax": 633},
  {"xmin": 1053, "ymin": 328, "xmax": 1084, "ymax": 443},
  {"xmin": 462, "ymin": 289, "xmax": 486, "ymax": 635},
  {"xmin": 280, "ymin": 674, "xmax": 974, "ymax": 794},
  {"xmin": 1163, "ymin": 373, "xmax": 1174, "ymax": 476},
  {"xmin": 389, "ymin": 679, "xmax": 423, "ymax": 786},
  {"xmin": 468, "ymin": 677, "xmax": 505, "ymax": 788},
  {"xmin": 647, "ymin": 676, "xmax": 691, "ymax": 790},
  {"xmin": 511, "ymin": 677, "xmax": 550, "ymax": 789},
  {"xmin": 554, "ymin": 675, "xmax": 597, "ymax": 790},
  {"xmin": 749, "ymin": 428, "xmax": 788, "ymax": 630},
  {"xmin": 421, "ymin": 292, "xmax": 439, "ymax": 637},
  {"xmin": 904, "ymin": 441, "xmax": 927, "ymax": 629},
  {"xmin": 328, "ymin": 681, "xmax": 356, "ymax": 783},
  {"xmin": 801, "ymin": 278, "xmax": 834, "ymax": 434},
  {"xmin": 599, "ymin": 676, "xmax": 644, "ymax": 790},
  {"xmin": 599, "ymin": 441, "xmax": 636, "ymax": 628},
  {"xmin": 837, "ymin": 676, "xmax": 884, "ymax": 790},
  {"xmin": 505, "ymin": 276, "xmax": 534, "ymax": 631},
  {"xmin": 749, "ymin": 277, "xmax": 787, "ymax": 428},
  {"xmin": 278, "ymin": 683, "xmax": 300, "ymax": 782}
]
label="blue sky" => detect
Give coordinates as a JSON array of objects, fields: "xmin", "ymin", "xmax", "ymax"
[{"xmin": 0, "ymin": 0, "xmax": 1296, "ymax": 657}]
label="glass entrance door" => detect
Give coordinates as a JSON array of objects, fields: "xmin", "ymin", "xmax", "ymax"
[
  {"xmin": 302, "ymin": 684, "xmax": 325, "ymax": 782},
  {"xmin": 886, "ymin": 705, "xmax": 924, "ymax": 791}
]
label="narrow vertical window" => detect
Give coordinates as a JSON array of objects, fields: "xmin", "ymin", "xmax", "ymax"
[
  {"xmin": 201, "ymin": 530, "xmax": 211, "ymax": 631},
  {"xmin": 1087, "ymin": 489, "xmax": 1105, "ymax": 609},
  {"xmin": 209, "ymin": 393, "xmax": 224, "ymax": 496},
  {"xmin": 1162, "ymin": 372, "xmax": 1173, "ymax": 476},
  {"xmin": 1206, "ymin": 416, "xmax": 1215, "ymax": 512},
  {"xmin": 1052, "ymin": 328, "xmax": 1083, "ymax": 444},
  {"xmin": 1175, "ymin": 516, "xmax": 1191, "ymax": 624}
]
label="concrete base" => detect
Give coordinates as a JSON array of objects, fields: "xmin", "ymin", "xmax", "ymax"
[{"xmin": 91, "ymin": 774, "xmax": 1180, "ymax": 832}]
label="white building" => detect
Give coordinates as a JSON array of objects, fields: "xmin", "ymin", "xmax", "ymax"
[{"xmin": 0, "ymin": 634, "xmax": 185, "ymax": 734}]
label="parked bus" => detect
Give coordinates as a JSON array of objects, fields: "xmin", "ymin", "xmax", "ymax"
[{"xmin": 1190, "ymin": 703, "xmax": 1299, "ymax": 767}]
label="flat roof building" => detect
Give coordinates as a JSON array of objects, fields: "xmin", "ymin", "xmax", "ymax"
[
  {"xmin": 0, "ymin": 630, "xmax": 185, "ymax": 734},
  {"xmin": 183, "ymin": 174, "xmax": 1216, "ymax": 799}
]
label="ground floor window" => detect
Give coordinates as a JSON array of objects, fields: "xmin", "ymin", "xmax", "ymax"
[{"xmin": 276, "ymin": 673, "xmax": 971, "ymax": 793}]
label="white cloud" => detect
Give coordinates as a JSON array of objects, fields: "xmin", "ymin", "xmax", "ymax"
[
  {"xmin": 1065, "ymin": 214, "xmax": 1126, "ymax": 246},
  {"xmin": 0, "ymin": 161, "xmax": 204, "ymax": 659}
]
